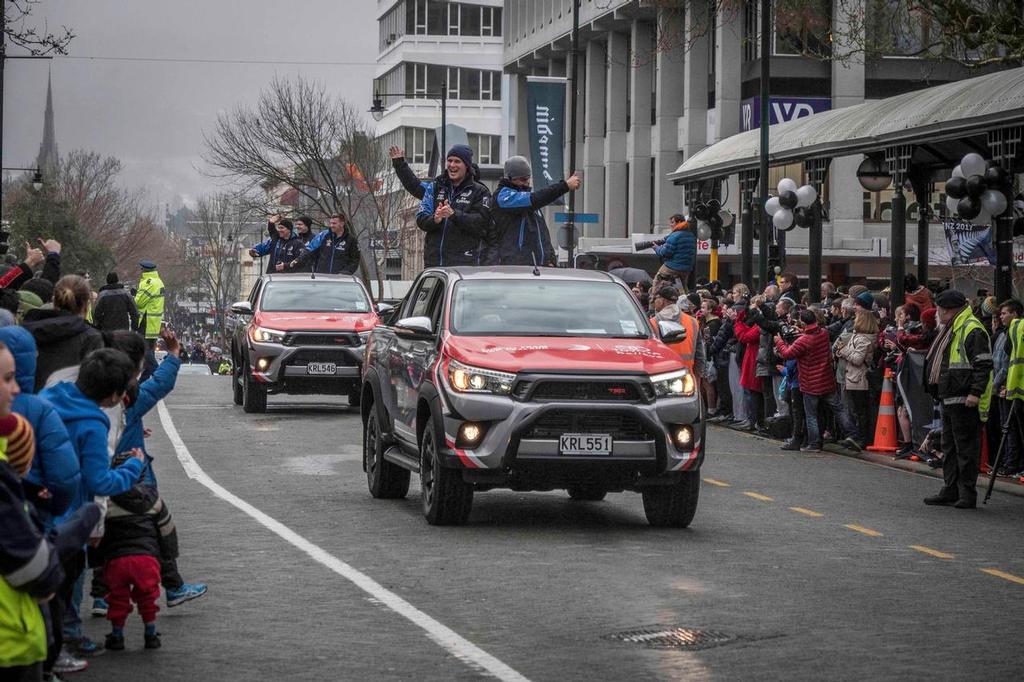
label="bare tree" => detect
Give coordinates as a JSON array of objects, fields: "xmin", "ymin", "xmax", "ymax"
[
  {"xmin": 187, "ymin": 194, "xmax": 247, "ymax": 343},
  {"xmin": 603, "ymin": 0, "xmax": 1023, "ymax": 68},
  {"xmin": 2, "ymin": 0, "xmax": 74, "ymax": 55},
  {"xmin": 203, "ymin": 76, "xmax": 386, "ymax": 285}
]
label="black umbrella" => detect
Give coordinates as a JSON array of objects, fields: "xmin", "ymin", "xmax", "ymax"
[{"xmin": 609, "ymin": 267, "xmax": 653, "ymax": 285}]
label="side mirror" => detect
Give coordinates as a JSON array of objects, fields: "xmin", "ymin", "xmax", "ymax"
[
  {"xmin": 658, "ymin": 319, "xmax": 687, "ymax": 345},
  {"xmin": 395, "ymin": 316, "xmax": 433, "ymax": 337},
  {"xmin": 230, "ymin": 301, "xmax": 253, "ymax": 316},
  {"xmin": 376, "ymin": 302, "xmax": 394, "ymax": 316}
]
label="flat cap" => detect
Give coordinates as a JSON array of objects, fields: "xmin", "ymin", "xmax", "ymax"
[
  {"xmin": 934, "ymin": 289, "xmax": 967, "ymax": 309},
  {"xmin": 139, "ymin": 260, "xmax": 156, "ymax": 270}
]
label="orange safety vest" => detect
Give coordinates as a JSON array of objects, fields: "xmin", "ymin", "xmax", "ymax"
[{"xmin": 663, "ymin": 312, "xmax": 699, "ymax": 372}]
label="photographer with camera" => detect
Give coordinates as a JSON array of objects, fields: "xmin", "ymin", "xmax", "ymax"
[{"xmin": 635, "ymin": 214, "xmax": 696, "ymax": 293}]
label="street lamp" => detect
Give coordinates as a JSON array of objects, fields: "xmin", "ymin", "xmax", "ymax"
[
  {"xmin": 2, "ymin": 167, "xmax": 44, "ymax": 191},
  {"xmin": 369, "ymin": 84, "xmax": 448, "ymax": 167},
  {"xmin": 856, "ymin": 157, "xmax": 892, "ymax": 192}
]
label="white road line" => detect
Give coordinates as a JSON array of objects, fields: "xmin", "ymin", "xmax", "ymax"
[{"xmin": 157, "ymin": 400, "xmax": 529, "ymax": 681}]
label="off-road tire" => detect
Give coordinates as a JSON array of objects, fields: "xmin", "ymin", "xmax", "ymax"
[
  {"xmin": 241, "ymin": 356, "xmax": 267, "ymax": 413},
  {"xmin": 420, "ymin": 427, "xmax": 473, "ymax": 525},
  {"xmin": 231, "ymin": 352, "xmax": 243, "ymax": 406},
  {"xmin": 364, "ymin": 411, "xmax": 410, "ymax": 499},
  {"xmin": 642, "ymin": 471, "xmax": 700, "ymax": 528}
]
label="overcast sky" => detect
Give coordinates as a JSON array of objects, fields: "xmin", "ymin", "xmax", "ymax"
[{"xmin": 3, "ymin": 0, "xmax": 378, "ymax": 213}]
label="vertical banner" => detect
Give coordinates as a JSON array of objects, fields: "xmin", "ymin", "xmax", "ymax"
[
  {"xmin": 943, "ymin": 218, "xmax": 996, "ymax": 266},
  {"xmin": 525, "ymin": 76, "xmax": 566, "ymax": 189}
]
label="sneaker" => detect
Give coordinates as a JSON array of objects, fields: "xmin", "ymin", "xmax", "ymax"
[
  {"xmin": 841, "ymin": 438, "xmax": 862, "ymax": 453},
  {"xmin": 800, "ymin": 445, "xmax": 823, "ymax": 453},
  {"xmin": 144, "ymin": 631, "xmax": 162, "ymax": 649},
  {"xmin": 65, "ymin": 635, "xmax": 104, "ymax": 657},
  {"xmin": 166, "ymin": 582, "xmax": 208, "ymax": 607},
  {"xmin": 53, "ymin": 648, "xmax": 89, "ymax": 674},
  {"xmin": 780, "ymin": 440, "xmax": 802, "ymax": 451},
  {"xmin": 104, "ymin": 632, "xmax": 125, "ymax": 651},
  {"xmin": 43, "ymin": 674, "xmax": 69, "ymax": 682},
  {"xmin": 91, "ymin": 598, "xmax": 108, "ymax": 617}
]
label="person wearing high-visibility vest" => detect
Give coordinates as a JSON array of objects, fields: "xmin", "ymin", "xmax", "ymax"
[
  {"xmin": 996, "ymin": 299, "xmax": 1024, "ymax": 477},
  {"xmin": 924, "ymin": 290, "xmax": 993, "ymax": 509},
  {"xmin": 135, "ymin": 261, "xmax": 165, "ymax": 346},
  {"xmin": 651, "ymin": 286, "xmax": 704, "ymax": 377}
]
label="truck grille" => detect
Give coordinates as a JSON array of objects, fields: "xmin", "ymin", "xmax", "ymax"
[
  {"xmin": 287, "ymin": 349, "xmax": 356, "ymax": 365},
  {"xmin": 283, "ymin": 332, "xmax": 359, "ymax": 347},
  {"xmin": 514, "ymin": 380, "xmax": 651, "ymax": 402},
  {"xmin": 522, "ymin": 412, "xmax": 651, "ymax": 441}
]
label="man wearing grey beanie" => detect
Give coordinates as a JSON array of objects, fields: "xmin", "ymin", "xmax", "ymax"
[{"xmin": 492, "ymin": 156, "xmax": 581, "ymax": 266}]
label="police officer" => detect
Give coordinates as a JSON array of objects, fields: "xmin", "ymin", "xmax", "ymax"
[
  {"xmin": 135, "ymin": 261, "xmax": 165, "ymax": 348},
  {"xmin": 415, "ymin": 144, "xmax": 492, "ymax": 267},
  {"xmin": 289, "ymin": 213, "xmax": 361, "ymax": 275},
  {"xmin": 924, "ymin": 289, "xmax": 993, "ymax": 509}
]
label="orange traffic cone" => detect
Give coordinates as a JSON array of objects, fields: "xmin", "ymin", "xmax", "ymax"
[
  {"xmin": 867, "ymin": 368, "xmax": 899, "ymax": 453},
  {"xmin": 979, "ymin": 428, "xmax": 990, "ymax": 474}
]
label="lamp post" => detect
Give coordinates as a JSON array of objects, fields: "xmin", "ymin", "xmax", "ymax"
[{"xmin": 370, "ymin": 84, "xmax": 448, "ymax": 173}]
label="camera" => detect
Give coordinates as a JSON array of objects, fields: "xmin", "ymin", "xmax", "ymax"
[{"xmin": 634, "ymin": 239, "xmax": 665, "ymax": 251}]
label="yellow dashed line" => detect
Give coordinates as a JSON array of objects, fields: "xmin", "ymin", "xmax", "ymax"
[
  {"xmin": 742, "ymin": 492, "xmax": 774, "ymax": 502},
  {"xmin": 789, "ymin": 507, "xmax": 823, "ymax": 517},
  {"xmin": 909, "ymin": 545, "xmax": 954, "ymax": 560},
  {"xmin": 703, "ymin": 478, "xmax": 731, "ymax": 487},
  {"xmin": 844, "ymin": 524, "xmax": 883, "ymax": 537},
  {"xmin": 980, "ymin": 568, "xmax": 1024, "ymax": 585}
]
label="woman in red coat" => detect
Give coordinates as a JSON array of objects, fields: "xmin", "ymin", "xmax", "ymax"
[{"xmin": 733, "ymin": 306, "xmax": 764, "ymax": 430}]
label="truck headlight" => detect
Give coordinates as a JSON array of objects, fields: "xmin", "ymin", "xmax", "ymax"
[
  {"xmin": 250, "ymin": 325, "xmax": 285, "ymax": 343},
  {"xmin": 447, "ymin": 359, "xmax": 515, "ymax": 395},
  {"xmin": 651, "ymin": 369, "xmax": 696, "ymax": 398},
  {"xmin": 357, "ymin": 331, "xmax": 372, "ymax": 345}
]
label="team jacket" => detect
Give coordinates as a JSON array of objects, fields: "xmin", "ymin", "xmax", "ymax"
[
  {"xmin": 295, "ymin": 229, "xmax": 361, "ymax": 275},
  {"xmin": 252, "ymin": 223, "xmax": 305, "ymax": 274},
  {"xmin": 416, "ymin": 174, "xmax": 493, "ymax": 267},
  {"xmin": 492, "ymin": 178, "xmax": 566, "ymax": 266}
]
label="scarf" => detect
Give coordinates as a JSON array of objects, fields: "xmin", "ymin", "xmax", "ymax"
[{"xmin": 926, "ymin": 316, "xmax": 955, "ymax": 386}]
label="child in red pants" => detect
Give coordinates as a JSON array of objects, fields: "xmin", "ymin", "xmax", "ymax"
[{"xmin": 97, "ymin": 450, "xmax": 177, "ymax": 650}]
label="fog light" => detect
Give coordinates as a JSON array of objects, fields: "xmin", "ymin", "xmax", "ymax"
[
  {"xmin": 673, "ymin": 426, "xmax": 693, "ymax": 449},
  {"xmin": 256, "ymin": 357, "xmax": 270, "ymax": 371},
  {"xmin": 457, "ymin": 422, "xmax": 485, "ymax": 448}
]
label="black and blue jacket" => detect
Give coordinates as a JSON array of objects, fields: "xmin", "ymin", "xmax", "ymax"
[
  {"xmin": 295, "ymin": 228, "xmax": 361, "ymax": 275},
  {"xmin": 492, "ymin": 178, "xmax": 567, "ymax": 266},
  {"xmin": 415, "ymin": 173, "xmax": 493, "ymax": 267},
  {"xmin": 251, "ymin": 222, "xmax": 304, "ymax": 274}
]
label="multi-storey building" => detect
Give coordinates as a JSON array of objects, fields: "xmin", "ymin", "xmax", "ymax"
[
  {"xmin": 503, "ymin": 0, "xmax": 996, "ymax": 282},
  {"xmin": 374, "ymin": 0, "xmax": 511, "ymax": 273}
]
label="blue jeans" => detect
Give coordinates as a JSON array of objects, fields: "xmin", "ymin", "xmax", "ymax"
[
  {"xmin": 63, "ymin": 569, "xmax": 86, "ymax": 639},
  {"xmin": 802, "ymin": 391, "xmax": 861, "ymax": 449}
]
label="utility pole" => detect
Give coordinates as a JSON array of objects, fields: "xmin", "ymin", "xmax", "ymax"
[
  {"xmin": 566, "ymin": 0, "xmax": 580, "ymax": 266},
  {"xmin": 757, "ymin": 0, "xmax": 771, "ymax": 288}
]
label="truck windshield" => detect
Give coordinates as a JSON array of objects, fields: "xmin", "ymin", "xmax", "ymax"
[
  {"xmin": 450, "ymin": 279, "xmax": 650, "ymax": 338},
  {"xmin": 260, "ymin": 281, "xmax": 370, "ymax": 313}
]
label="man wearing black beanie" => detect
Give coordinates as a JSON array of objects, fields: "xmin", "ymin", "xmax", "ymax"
[{"xmin": 415, "ymin": 144, "xmax": 493, "ymax": 267}]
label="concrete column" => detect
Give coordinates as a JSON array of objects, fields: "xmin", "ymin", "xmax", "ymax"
[
  {"xmin": 653, "ymin": 8, "xmax": 685, "ymax": 231},
  {"xmin": 829, "ymin": 0, "xmax": 866, "ymax": 249},
  {"xmin": 714, "ymin": 7, "xmax": 742, "ymax": 142},
  {"xmin": 680, "ymin": 1, "xmax": 709, "ymax": 161},
  {"xmin": 583, "ymin": 39, "xmax": 607, "ymax": 237},
  {"xmin": 628, "ymin": 20, "xmax": 654, "ymax": 235},
  {"xmin": 604, "ymin": 31, "xmax": 629, "ymax": 237},
  {"xmin": 514, "ymin": 74, "xmax": 530, "ymax": 157}
]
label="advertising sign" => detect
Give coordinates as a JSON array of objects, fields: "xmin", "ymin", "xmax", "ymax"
[
  {"xmin": 525, "ymin": 76, "xmax": 566, "ymax": 189},
  {"xmin": 741, "ymin": 96, "xmax": 832, "ymax": 132}
]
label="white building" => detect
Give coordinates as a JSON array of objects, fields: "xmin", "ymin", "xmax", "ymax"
[
  {"xmin": 503, "ymin": 0, "xmax": 996, "ymax": 283},
  {"xmin": 374, "ymin": 0, "xmax": 510, "ymax": 176}
]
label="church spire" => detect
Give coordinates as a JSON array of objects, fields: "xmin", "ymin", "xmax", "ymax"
[{"xmin": 37, "ymin": 70, "xmax": 59, "ymax": 174}]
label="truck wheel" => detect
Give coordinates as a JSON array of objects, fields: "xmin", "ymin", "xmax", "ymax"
[
  {"xmin": 567, "ymin": 486, "xmax": 607, "ymax": 501},
  {"xmin": 241, "ymin": 357, "xmax": 267, "ymax": 414},
  {"xmin": 231, "ymin": 353, "xmax": 243, "ymax": 406},
  {"xmin": 364, "ymin": 411, "xmax": 409, "ymax": 499},
  {"xmin": 420, "ymin": 427, "xmax": 472, "ymax": 526},
  {"xmin": 642, "ymin": 471, "xmax": 700, "ymax": 528}
]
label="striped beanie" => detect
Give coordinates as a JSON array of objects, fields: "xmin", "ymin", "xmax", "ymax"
[{"xmin": 0, "ymin": 413, "xmax": 35, "ymax": 477}]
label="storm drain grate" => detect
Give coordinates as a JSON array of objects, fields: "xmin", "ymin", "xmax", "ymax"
[{"xmin": 604, "ymin": 627, "xmax": 736, "ymax": 650}]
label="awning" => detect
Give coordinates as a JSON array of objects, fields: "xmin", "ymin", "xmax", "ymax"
[{"xmin": 669, "ymin": 66, "xmax": 1024, "ymax": 184}]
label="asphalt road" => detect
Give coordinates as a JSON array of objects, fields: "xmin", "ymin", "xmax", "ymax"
[{"xmin": 79, "ymin": 375, "xmax": 1024, "ymax": 681}]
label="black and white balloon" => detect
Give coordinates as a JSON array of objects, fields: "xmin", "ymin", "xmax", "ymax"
[
  {"xmin": 765, "ymin": 177, "xmax": 816, "ymax": 231},
  {"xmin": 947, "ymin": 153, "xmax": 1010, "ymax": 224}
]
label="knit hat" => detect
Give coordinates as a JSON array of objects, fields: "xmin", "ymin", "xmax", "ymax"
[
  {"xmin": 17, "ymin": 289, "xmax": 42, "ymax": 320},
  {"xmin": 935, "ymin": 289, "xmax": 967, "ymax": 310},
  {"xmin": 855, "ymin": 291, "xmax": 875, "ymax": 310},
  {"xmin": 981, "ymin": 295, "xmax": 998, "ymax": 317},
  {"xmin": 447, "ymin": 144, "xmax": 474, "ymax": 168},
  {"xmin": 503, "ymin": 155, "xmax": 531, "ymax": 179},
  {"xmin": 0, "ymin": 413, "xmax": 35, "ymax": 477}
]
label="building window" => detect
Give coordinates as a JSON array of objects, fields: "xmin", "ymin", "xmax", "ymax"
[
  {"xmin": 481, "ymin": 6, "xmax": 500, "ymax": 36},
  {"xmin": 866, "ymin": 0, "xmax": 933, "ymax": 57},
  {"xmin": 447, "ymin": 66, "xmax": 460, "ymax": 99},
  {"xmin": 405, "ymin": 127, "xmax": 436, "ymax": 165},
  {"xmin": 447, "ymin": 2, "xmax": 461, "ymax": 34},
  {"xmin": 379, "ymin": 2, "xmax": 405, "ymax": 52},
  {"xmin": 401, "ymin": 63, "xmax": 502, "ymax": 101},
  {"xmin": 461, "ymin": 4, "xmax": 481, "ymax": 36},
  {"xmin": 468, "ymin": 133, "xmax": 500, "ymax": 165},
  {"xmin": 775, "ymin": 0, "xmax": 831, "ymax": 57}
]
